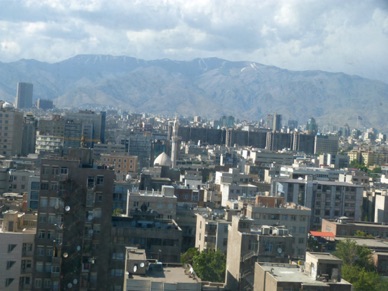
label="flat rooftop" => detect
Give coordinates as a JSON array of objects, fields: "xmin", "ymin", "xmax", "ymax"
[
  {"xmin": 336, "ymin": 237, "xmax": 388, "ymax": 249},
  {"xmin": 131, "ymin": 263, "xmax": 200, "ymax": 284},
  {"xmin": 259, "ymin": 263, "xmax": 350, "ymax": 286},
  {"xmin": 307, "ymin": 252, "xmax": 342, "ymax": 263},
  {"xmin": 126, "ymin": 247, "xmax": 146, "ymax": 261},
  {"xmin": 326, "ymin": 219, "xmax": 388, "ymax": 229}
]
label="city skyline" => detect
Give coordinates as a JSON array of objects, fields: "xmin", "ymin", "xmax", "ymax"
[{"xmin": 0, "ymin": 0, "xmax": 387, "ymax": 83}]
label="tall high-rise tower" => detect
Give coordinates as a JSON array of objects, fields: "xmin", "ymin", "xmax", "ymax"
[
  {"xmin": 15, "ymin": 82, "xmax": 33, "ymax": 109},
  {"xmin": 171, "ymin": 117, "xmax": 179, "ymax": 168},
  {"xmin": 272, "ymin": 113, "xmax": 282, "ymax": 132},
  {"xmin": 32, "ymin": 149, "xmax": 115, "ymax": 291}
]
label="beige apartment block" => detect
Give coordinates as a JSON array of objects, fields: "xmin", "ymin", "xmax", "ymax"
[
  {"xmin": 0, "ymin": 102, "xmax": 23, "ymax": 157},
  {"xmin": 126, "ymin": 186, "xmax": 177, "ymax": 220},
  {"xmin": 195, "ymin": 210, "xmax": 230, "ymax": 253},
  {"xmin": 0, "ymin": 210, "xmax": 36, "ymax": 291},
  {"xmin": 246, "ymin": 198, "xmax": 311, "ymax": 259},
  {"xmin": 100, "ymin": 153, "xmax": 138, "ymax": 180}
]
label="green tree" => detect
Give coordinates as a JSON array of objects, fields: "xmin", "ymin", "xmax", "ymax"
[
  {"xmin": 370, "ymin": 167, "xmax": 382, "ymax": 174},
  {"xmin": 192, "ymin": 250, "xmax": 226, "ymax": 282},
  {"xmin": 354, "ymin": 230, "xmax": 374, "ymax": 239},
  {"xmin": 334, "ymin": 239, "xmax": 374, "ymax": 271},
  {"xmin": 181, "ymin": 249, "xmax": 226, "ymax": 282},
  {"xmin": 180, "ymin": 247, "xmax": 199, "ymax": 265},
  {"xmin": 349, "ymin": 160, "xmax": 368, "ymax": 173},
  {"xmin": 334, "ymin": 239, "xmax": 388, "ymax": 291}
]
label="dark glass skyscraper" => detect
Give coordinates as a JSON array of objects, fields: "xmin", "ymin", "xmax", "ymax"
[{"xmin": 15, "ymin": 82, "xmax": 33, "ymax": 109}]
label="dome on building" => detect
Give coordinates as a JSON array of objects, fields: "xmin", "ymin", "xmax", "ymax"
[
  {"xmin": 2, "ymin": 102, "xmax": 14, "ymax": 109},
  {"xmin": 153, "ymin": 152, "xmax": 172, "ymax": 167}
]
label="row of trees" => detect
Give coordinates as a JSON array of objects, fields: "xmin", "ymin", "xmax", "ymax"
[
  {"xmin": 334, "ymin": 239, "xmax": 388, "ymax": 291},
  {"xmin": 180, "ymin": 248, "xmax": 226, "ymax": 282}
]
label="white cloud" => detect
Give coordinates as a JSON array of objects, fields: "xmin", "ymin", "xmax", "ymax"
[{"xmin": 0, "ymin": 0, "xmax": 387, "ymax": 83}]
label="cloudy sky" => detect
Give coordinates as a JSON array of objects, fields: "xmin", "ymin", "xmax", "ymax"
[{"xmin": 1, "ymin": 0, "xmax": 387, "ymax": 83}]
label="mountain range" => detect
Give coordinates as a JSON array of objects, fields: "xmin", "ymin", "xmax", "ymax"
[{"xmin": 0, "ymin": 54, "xmax": 387, "ymax": 132}]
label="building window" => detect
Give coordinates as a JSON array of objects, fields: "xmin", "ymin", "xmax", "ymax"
[
  {"xmin": 38, "ymin": 213, "xmax": 47, "ymax": 223},
  {"xmin": 40, "ymin": 183, "xmax": 49, "ymax": 190},
  {"xmin": 21, "ymin": 260, "xmax": 32, "ymax": 271},
  {"xmin": 34, "ymin": 279, "xmax": 42, "ymax": 288},
  {"xmin": 96, "ymin": 176, "xmax": 104, "ymax": 185},
  {"xmin": 43, "ymin": 279, "xmax": 51, "ymax": 288},
  {"xmin": 5, "ymin": 278, "xmax": 14, "ymax": 287},
  {"xmin": 8, "ymin": 244, "xmax": 16, "ymax": 252},
  {"xmin": 38, "ymin": 230, "xmax": 46, "ymax": 239},
  {"xmin": 45, "ymin": 262, "xmax": 52, "ymax": 273},
  {"xmin": 46, "ymin": 247, "xmax": 53, "ymax": 257},
  {"xmin": 87, "ymin": 176, "xmax": 95, "ymax": 188},
  {"xmin": 111, "ymin": 269, "xmax": 124, "ymax": 276},
  {"xmin": 6, "ymin": 261, "xmax": 15, "ymax": 270},
  {"xmin": 23, "ymin": 243, "xmax": 33, "ymax": 252},
  {"xmin": 112, "ymin": 253, "xmax": 124, "ymax": 260},
  {"xmin": 36, "ymin": 246, "xmax": 45, "ymax": 256},
  {"xmin": 60, "ymin": 167, "xmax": 68, "ymax": 175},
  {"xmin": 50, "ymin": 182, "xmax": 58, "ymax": 191},
  {"xmin": 93, "ymin": 208, "xmax": 102, "ymax": 218},
  {"xmin": 52, "ymin": 265, "xmax": 60, "ymax": 273},
  {"xmin": 35, "ymin": 261, "xmax": 44, "ymax": 272},
  {"xmin": 93, "ymin": 224, "xmax": 101, "ymax": 234}
]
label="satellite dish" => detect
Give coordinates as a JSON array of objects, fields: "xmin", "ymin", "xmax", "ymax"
[
  {"xmin": 73, "ymin": 279, "xmax": 78, "ymax": 285},
  {"xmin": 65, "ymin": 206, "xmax": 70, "ymax": 212},
  {"xmin": 67, "ymin": 283, "xmax": 73, "ymax": 288},
  {"xmin": 76, "ymin": 245, "xmax": 81, "ymax": 251},
  {"xmin": 63, "ymin": 252, "xmax": 69, "ymax": 258},
  {"xmin": 133, "ymin": 265, "xmax": 138, "ymax": 273},
  {"xmin": 277, "ymin": 248, "xmax": 283, "ymax": 254},
  {"xmin": 140, "ymin": 262, "xmax": 145, "ymax": 268}
]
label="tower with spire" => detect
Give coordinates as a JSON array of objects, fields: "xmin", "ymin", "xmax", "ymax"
[{"xmin": 171, "ymin": 117, "xmax": 179, "ymax": 168}]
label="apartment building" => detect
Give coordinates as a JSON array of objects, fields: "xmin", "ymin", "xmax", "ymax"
[
  {"xmin": 272, "ymin": 178, "xmax": 363, "ymax": 229},
  {"xmin": 110, "ymin": 215, "xmax": 183, "ymax": 290},
  {"xmin": 0, "ymin": 210, "xmax": 36, "ymax": 291},
  {"xmin": 0, "ymin": 102, "xmax": 23, "ymax": 157},
  {"xmin": 246, "ymin": 197, "xmax": 311, "ymax": 258},
  {"xmin": 225, "ymin": 216, "xmax": 295, "ymax": 291},
  {"xmin": 35, "ymin": 134, "xmax": 64, "ymax": 154},
  {"xmin": 195, "ymin": 210, "xmax": 230, "ymax": 253},
  {"xmin": 99, "ymin": 153, "xmax": 138, "ymax": 181},
  {"xmin": 322, "ymin": 217, "xmax": 388, "ymax": 238},
  {"xmin": 215, "ymin": 168, "xmax": 257, "ymax": 206},
  {"xmin": 314, "ymin": 134, "xmax": 339, "ymax": 155},
  {"xmin": 126, "ymin": 186, "xmax": 177, "ymax": 220},
  {"xmin": 32, "ymin": 149, "xmax": 115, "ymax": 291},
  {"xmin": 8, "ymin": 170, "xmax": 37, "ymax": 194}
]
